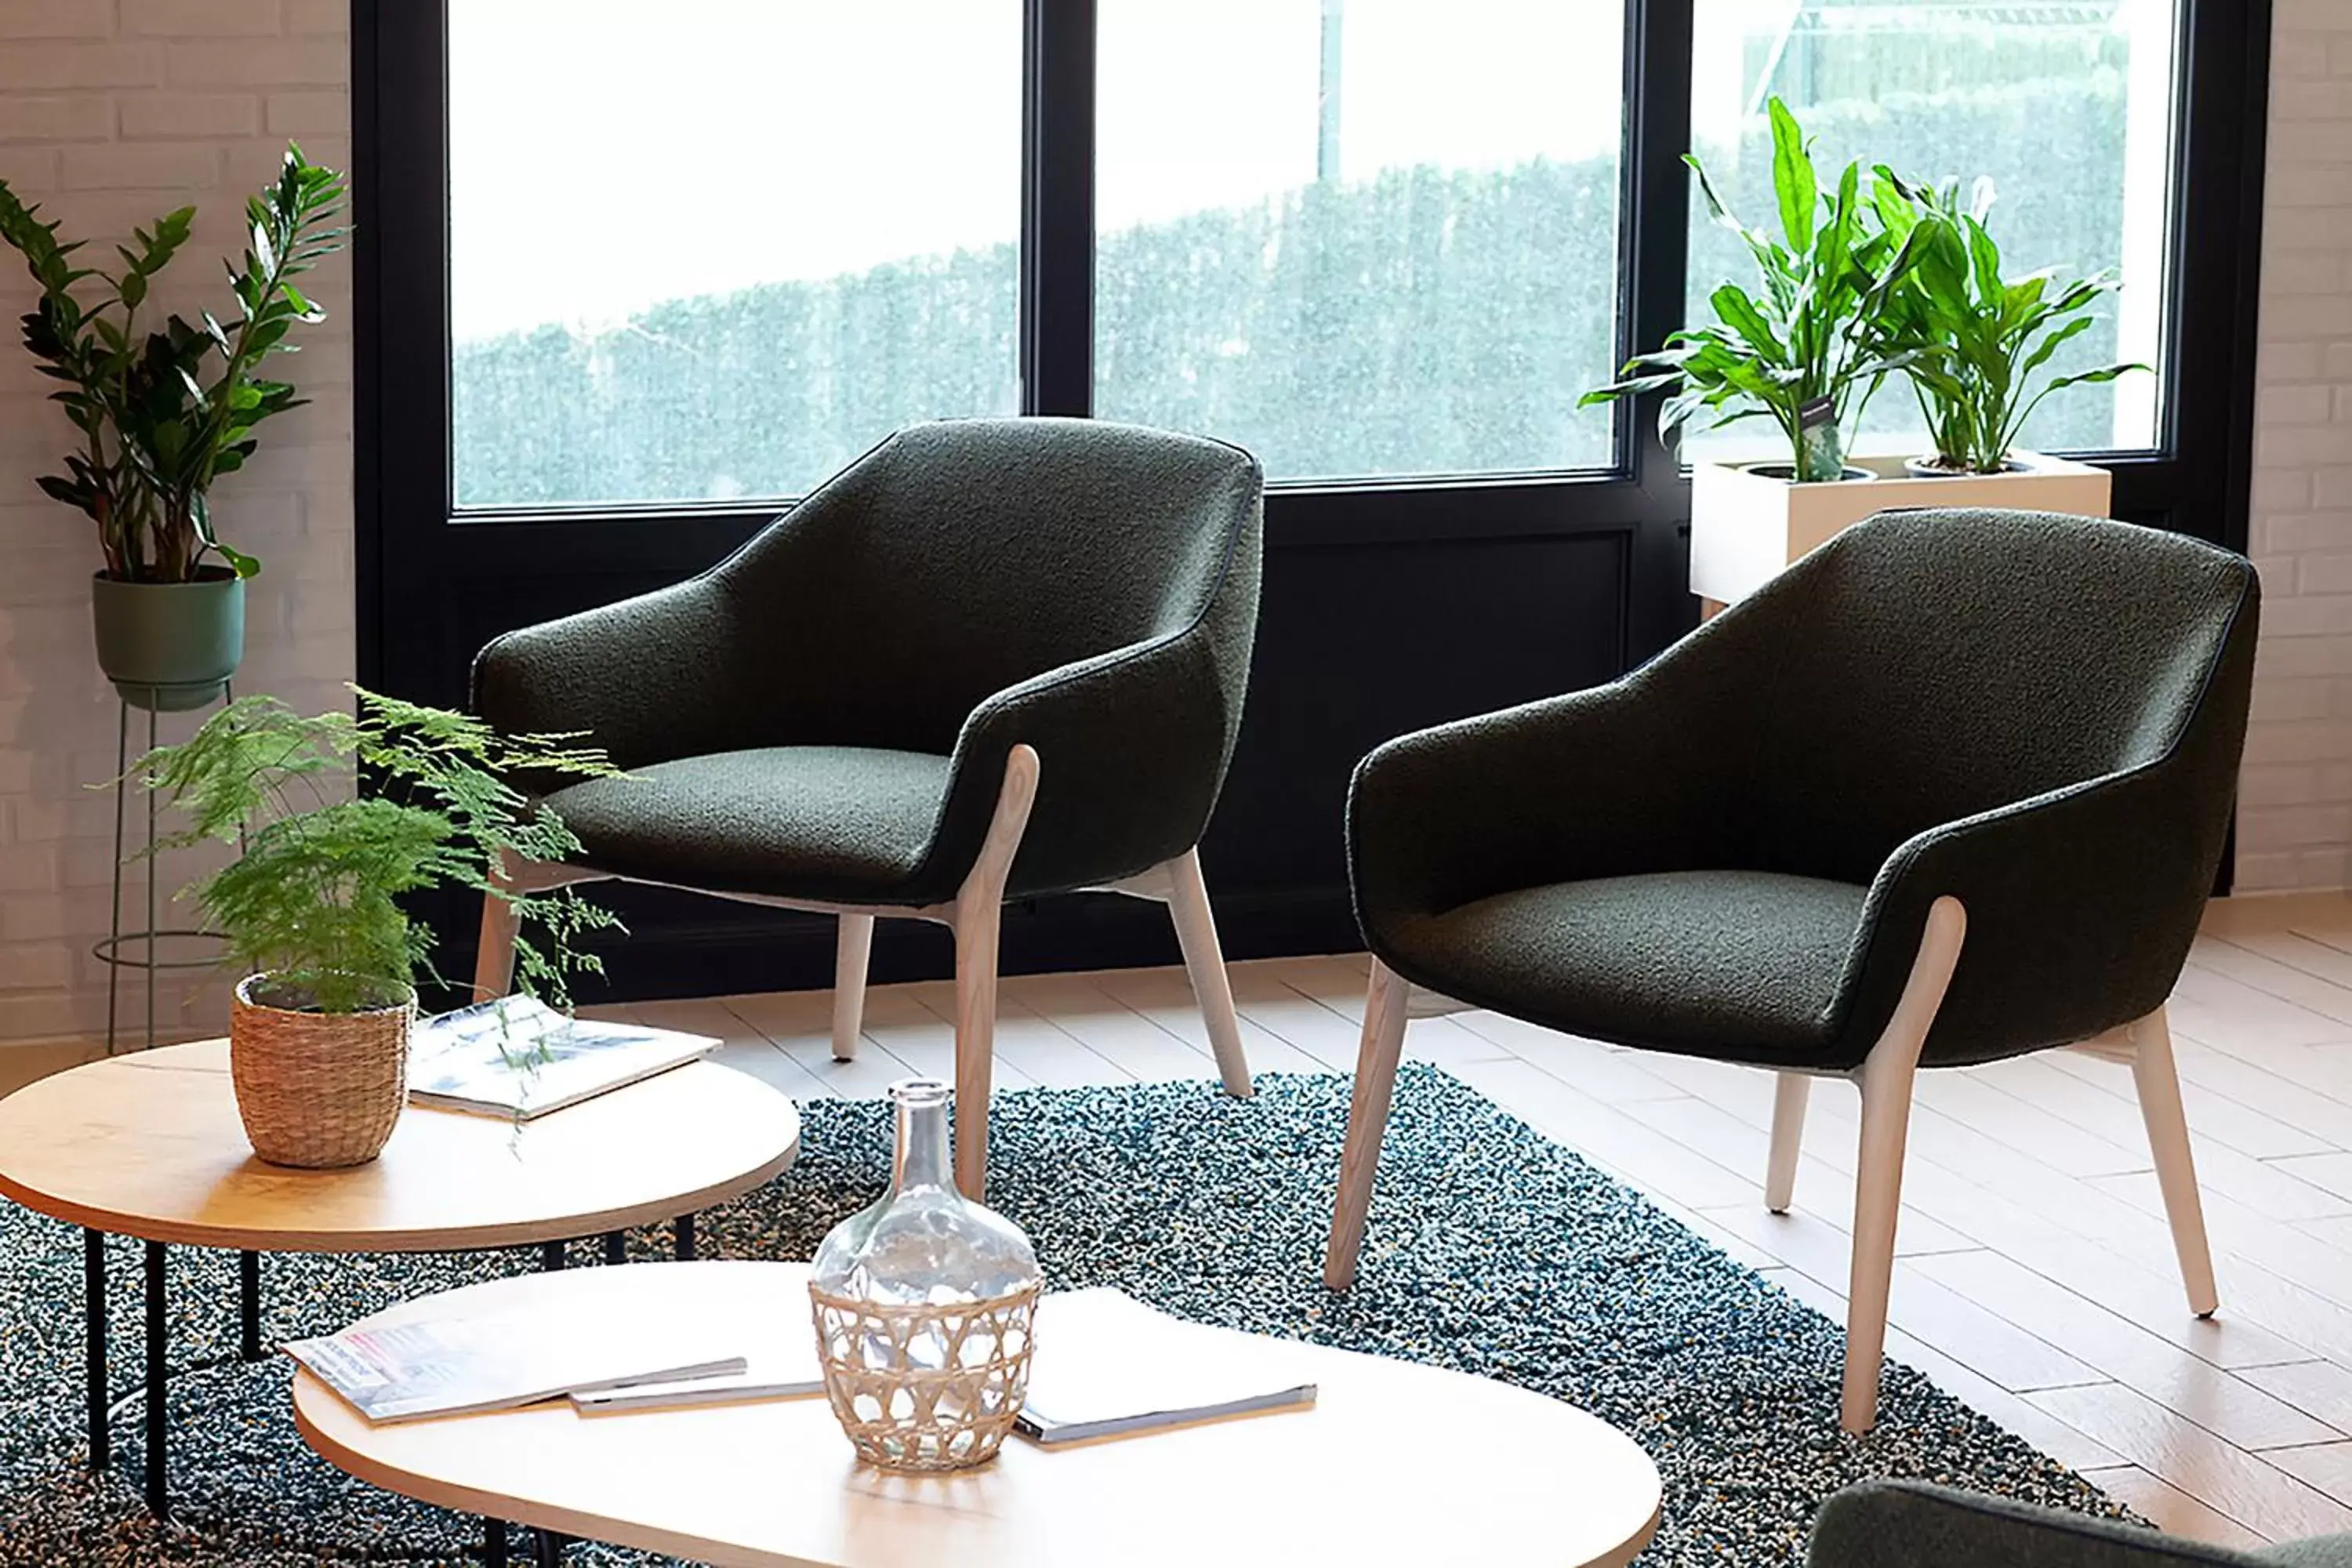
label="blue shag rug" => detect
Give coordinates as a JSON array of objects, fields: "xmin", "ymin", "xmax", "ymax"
[{"xmin": 0, "ymin": 1065, "xmax": 2133, "ymax": 1565}]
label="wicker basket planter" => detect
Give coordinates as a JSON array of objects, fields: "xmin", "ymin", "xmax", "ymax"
[{"xmin": 229, "ymin": 974, "xmax": 414, "ymax": 1169}]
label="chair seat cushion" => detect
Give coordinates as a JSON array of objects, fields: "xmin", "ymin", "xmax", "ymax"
[
  {"xmin": 1378, "ymin": 870, "xmax": 1870, "ymax": 1066},
  {"xmin": 542, "ymin": 746, "xmax": 952, "ymax": 905}
]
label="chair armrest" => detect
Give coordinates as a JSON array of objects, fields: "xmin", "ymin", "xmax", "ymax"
[
  {"xmin": 916, "ymin": 612, "xmax": 1252, "ymax": 902},
  {"xmin": 1808, "ymin": 1481, "xmax": 2256, "ymax": 1568},
  {"xmin": 1347, "ymin": 660, "xmax": 1745, "ymax": 931},
  {"xmin": 1840, "ymin": 753, "xmax": 2228, "ymax": 1067},
  {"xmin": 472, "ymin": 575, "xmax": 749, "ymax": 771}
]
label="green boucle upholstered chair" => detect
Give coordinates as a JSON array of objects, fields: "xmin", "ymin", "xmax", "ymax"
[
  {"xmin": 1324, "ymin": 508, "xmax": 2259, "ymax": 1435},
  {"xmin": 470, "ymin": 418, "xmax": 1265, "ymax": 1197},
  {"xmin": 1809, "ymin": 1480, "xmax": 2352, "ymax": 1567}
]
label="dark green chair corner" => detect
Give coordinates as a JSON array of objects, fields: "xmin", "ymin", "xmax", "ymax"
[
  {"xmin": 1810, "ymin": 1480, "xmax": 2350, "ymax": 1568},
  {"xmin": 470, "ymin": 417, "xmax": 1265, "ymax": 1197},
  {"xmin": 1323, "ymin": 507, "xmax": 2259, "ymax": 1434}
]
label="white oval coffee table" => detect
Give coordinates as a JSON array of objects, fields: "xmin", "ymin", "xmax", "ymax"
[
  {"xmin": 0, "ymin": 1039, "xmax": 800, "ymax": 1520},
  {"xmin": 294, "ymin": 1260, "xmax": 1664, "ymax": 1568}
]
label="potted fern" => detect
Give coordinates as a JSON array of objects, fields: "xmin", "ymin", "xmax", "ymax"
[
  {"xmin": 0, "ymin": 147, "xmax": 344, "ymax": 711},
  {"xmin": 134, "ymin": 689, "xmax": 621, "ymax": 1168}
]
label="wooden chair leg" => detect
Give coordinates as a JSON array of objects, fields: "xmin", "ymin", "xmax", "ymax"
[
  {"xmin": 1767, "ymin": 1072, "xmax": 1809, "ymax": 1214},
  {"xmin": 952, "ymin": 898, "xmax": 1001, "ymax": 1203},
  {"xmin": 946, "ymin": 746, "xmax": 1041, "ymax": 1203},
  {"xmin": 1842, "ymin": 895, "xmax": 1967, "ymax": 1436},
  {"xmin": 833, "ymin": 913, "xmax": 873, "ymax": 1062},
  {"xmin": 1164, "ymin": 848, "xmax": 1253, "ymax": 1099},
  {"xmin": 473, "ymin": 883, "xmax": 520, "ymax": 1003},
  {"xmin": 2128, "ymin": 1005, "xmax": 2220, "ymax": 1318},
  {"xmin": 1323, "ymin": 958, "xmax": 1412, "ymax": 1291}
]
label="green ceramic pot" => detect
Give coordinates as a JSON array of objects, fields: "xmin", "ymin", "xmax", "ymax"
[{"xmin": 89, "ymin": 569, "xmax": 246, "ymax": 713}]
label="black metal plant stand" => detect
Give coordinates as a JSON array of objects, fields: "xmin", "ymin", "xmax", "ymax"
[{"xmin": 93, "ymin": 688, "xmax": 236, "ymax": 1061}]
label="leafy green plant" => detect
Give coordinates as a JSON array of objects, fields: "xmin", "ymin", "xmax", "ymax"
[
  {"xmin": 1583, "ymin": 98, "xmax": 1926, "ymax": 483},
  {"xmin": 132, "ymin": 689, "xmax": 623, "ymax": 1016},
  {"xmin": 0, "ymin": 146, "xmax": 346, "ymax": 583},
  {"xmin": 1874, "ymin": 172, "xmax": 2146, "ymax": 475}
]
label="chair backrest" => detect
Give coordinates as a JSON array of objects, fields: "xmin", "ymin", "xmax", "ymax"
[
  {"xmin": 1808, "ymin": 1479, "xmax": 2288, "ymax": 1567},
  {"xmin": 715, "ymin": 418, "xmax": 1260, "ymax": 755},
  {"xmin": 1715, "ymin": 508, "xmax": 2257, "ymax": 886}
]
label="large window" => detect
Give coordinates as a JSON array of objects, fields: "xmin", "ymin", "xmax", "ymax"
[
  {"xmin": 1682, "ymin": 0, "xmax": 2177, "ymax": 463},
  {"xmin": 430, "ymin": 0, "xmax": 2198, "ymax": 507},
  {"xmin": 446, "ymin": 0, "xmax": 1023, "ymax": 509},
  {"xmin": 1094, "ymin": 1, "xmax": 1627, "ymax": 481}
]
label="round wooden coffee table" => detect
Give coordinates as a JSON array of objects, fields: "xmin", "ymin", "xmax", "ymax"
[
  {"xmin": 0, "ymin": 1039, "xmax": 800, "ymax": 1519},
  {"xmin": 295, "ymin": 1261, "xmax": 1664, "ymax": 1568}
]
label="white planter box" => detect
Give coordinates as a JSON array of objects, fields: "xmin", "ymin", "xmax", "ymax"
[{"xmin": 1688, "ymin": 451, "xmax": 2114, "ymax": 606}]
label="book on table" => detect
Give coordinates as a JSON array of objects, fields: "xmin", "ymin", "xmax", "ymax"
[
  {"xmin": 553, "ymin": 1287, "xmax": 1317, "ymax": 1437},
  {"xmin": 1013, "ymin": 1287, "xmax": 1319, "ymax": 1446},
  {"xmin": 284, "ymin": 1312, "xmax": 747, "ymax": 1425},
  {"xmin": 569, "ymin": 1351, "xmax": 826, "ymax": 1414},
  {"xmin": 407, "ymin": 995, "xmax": 717, "ymax": 1120}
]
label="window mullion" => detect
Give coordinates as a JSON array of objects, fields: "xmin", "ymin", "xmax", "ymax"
[
  {"xmin": 1022, "ymin": 0, "xmax": 1097, "ymax": 417},
  {"xmin": 1618, "ymin": 0, "xmax": 1698, "ymax": 664},
  {"xmin": 1620, "ymin": 0, "xmax": 1695, "ymax": 494}
]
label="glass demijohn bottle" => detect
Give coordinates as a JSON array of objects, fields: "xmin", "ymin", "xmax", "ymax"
[{"xmin": 808, "ymin": 1078, "xmax": 1043, "ymax": 1470}]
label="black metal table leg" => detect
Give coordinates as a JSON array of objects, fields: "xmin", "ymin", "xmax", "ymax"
[
  {"xmin": 483, "ymin": 1518, "xmax": 510, "ymax": 1566},
  {"xmin": 533, "ymin": 1526, "xmax": 569, "ymax": 1565},
  {"xmin": 143, "ymin": 1240, "xmax": 167, "ymax": 1518},
  {"xmin": 674, "ymin": 1213, "xmax": 696, "ymax": 1261},
  {"xmin": 239, "ymin": 1250, "xmax": 263, "ymax": 1360},
  {"xmin": 103, "ymin": 704, "xmax": 125, "ymax": 1056},
  {"xmin": 602, "ymin": 1230, "xmax": 626, "ymax": 1266},
  {"xmin": 83, "ymin": 1228, "xmax": 107, "ymax": 1470},
  {"xmin": 539, "ymin": 1240, "xmax": 567, "ymax": 1272}
]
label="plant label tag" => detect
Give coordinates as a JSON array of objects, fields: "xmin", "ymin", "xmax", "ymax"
[{"xmin": 1794, "ymin": 396, "xmax": 1846, "ymax": 481}]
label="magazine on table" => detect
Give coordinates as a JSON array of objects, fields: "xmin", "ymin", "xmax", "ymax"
[
  {"xmin": 284, "ymin": 1312, "xmax": 747, "ymax": 1425},
  {"xmin": 568, "ymin": 1348, "xmax": 827, "ymax": 1414},
  {"xmin": 1014, "ymin": 1287, "xmax": 1319, "ymax": 1446},
  {"xmin": 407, "ymin": 995, "xmax": 717, "ymax": 1120}
]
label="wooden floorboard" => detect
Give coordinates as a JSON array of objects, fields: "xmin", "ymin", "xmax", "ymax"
[{"xmin": 12, "ymin": 896, "xmax": 2352, "ymax": 1545}]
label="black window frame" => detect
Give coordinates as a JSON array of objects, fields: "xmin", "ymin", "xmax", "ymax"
[{"xmin": 352, "ymin": 0, "xmax": 2272, "ymax": 994}]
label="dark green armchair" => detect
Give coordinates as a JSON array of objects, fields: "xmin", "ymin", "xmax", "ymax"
[
  {"xmin": 470, "ymin": 418, "xmax": 1265, "ymax": 1197},
  {"xmin": 1325, "ymin": 508, "xmax": 2259, "ymax": 1433},
  {"xmin": 1809, "ymin": 1481, "xmax": 2349, "ymax": 1567}
]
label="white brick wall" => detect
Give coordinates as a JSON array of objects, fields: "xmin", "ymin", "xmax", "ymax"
[
  {"xmin": 0, "ymin": 0, "xmax": 350, "ymax": 1047},
  {"xmin": 2241, "ymin": 3, "xmax": 2352, "ymax": 890}
]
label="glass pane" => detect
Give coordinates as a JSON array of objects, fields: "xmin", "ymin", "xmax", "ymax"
[
  {"xmin": 448, "ymin": 1, "xmax": 1022, "ymax": 510},
  {"xmin": 1682, "ymin": 0, "xmax": 2176, "ymax": 466},
  {"xmin": 1094, "ymin": 0, "xmax": 1628, "ymax": 483}
]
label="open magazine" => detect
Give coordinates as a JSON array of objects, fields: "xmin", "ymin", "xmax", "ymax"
[
  {"xmin": 1013, "ymin": 1288, "xmax": 1318, "ymax": 1446},
  {"xmin": 408, "ymin": 996, "xmax": 717, "ymax": 1120},
  {"xmin": 285, "ymin": 1312, "xmax": 746, "ymax": 1424}
]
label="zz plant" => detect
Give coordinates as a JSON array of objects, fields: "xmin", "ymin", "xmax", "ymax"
[
  {"xmin": 1875, "ymin": 173, "xmax": 2147, "ymax": 475},
  {"xmin": 0, "ymin": 146, "xmax": 345, "ymax": 582},
  {"xmin": 134, "ymin": 688, "xmax": 622, "ymax": 1016},
  {"xmin": 1584, "ymin": 98, "xmax": 1926, "ymax": 483}
]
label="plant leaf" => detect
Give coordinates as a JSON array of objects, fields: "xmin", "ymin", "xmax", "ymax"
[{"xmin": 1768, "ymin": 96, "xmax": 1817, "ymax": 253}]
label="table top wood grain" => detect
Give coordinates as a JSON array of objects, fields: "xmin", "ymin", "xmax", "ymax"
[{"xmin": 0, "ymin": 1039, "xmax": 800, "ymax": 1251}]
